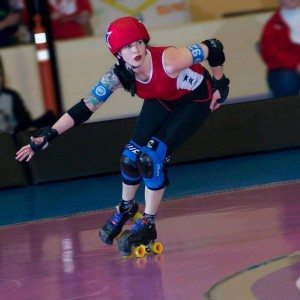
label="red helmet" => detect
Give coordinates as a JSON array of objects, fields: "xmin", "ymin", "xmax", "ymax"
[{"xmin": 105, "ymin": 16, "xmax": 150, "ymax": 56}]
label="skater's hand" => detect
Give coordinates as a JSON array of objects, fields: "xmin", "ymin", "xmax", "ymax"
[
  {"xmin": 210, "ymin": 75, "xmax": 230, "ymax": 111},
  {"xmin": 210, "ymin": 90, "xmax": 221, "ymax": 111},
  {"xmin": 15, "ymin": 136, "xmax": 43, "ymax": 162}
]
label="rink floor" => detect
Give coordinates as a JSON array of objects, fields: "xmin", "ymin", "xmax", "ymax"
[{"xmin": 0, "ymin": 148, "xmax": 300, "ymax": 299}]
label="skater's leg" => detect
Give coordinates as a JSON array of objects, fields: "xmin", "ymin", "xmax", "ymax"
[
  {"xmin": 110, "ymin": 101, "xmax": 169, "ymax": 250},
  {"xmin": 144, "ymin": 187, "xmax": 165, "ymax": 216},
  {"xmin": 122, "ymin": 182, "xmax": 139, "ymax": 201},
  {"xmin": 99, "ymin": 142, "xmax": 142, "ymax": 245}
]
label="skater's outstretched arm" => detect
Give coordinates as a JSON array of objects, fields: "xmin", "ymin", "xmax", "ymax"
[{"xmin": 15, "ymin": 67, "xmax": 121, "ymax": 162}]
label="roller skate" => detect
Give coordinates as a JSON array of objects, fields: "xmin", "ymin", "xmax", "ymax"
[
  {"xmin": 118, "ymin": 216, "xmax": 163, "ymax": 258},
  {"xmin": 99, "ymin": 202, "xmax": 139, "ymax": 245}
]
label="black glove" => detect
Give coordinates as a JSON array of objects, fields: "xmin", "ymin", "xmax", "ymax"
[
  {"xmin": 29, "ymin": 127, "xmax": 58, "ymax": 152},
  {"xmin": 202, "ymin": 39, "xmax": 225, "ymax": 67},
  {"xmin": 213, "ymin": 75, "xmax": 230, "ymax": 103},
  {"xmin": 114, "ymin": 59, "xmax": 136, "ymax": 96}
]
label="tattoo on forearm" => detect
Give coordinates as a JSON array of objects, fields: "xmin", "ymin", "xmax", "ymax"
[
  {"xmin": 101, "ymin": 67, "xmax": 120, "ymax": 91},
  {"xmin": 83, "ymin": 94, "xmax": 103, "ymax": 112},
  {"xmin": 85, "ymin": 67, "xmax": 120, "ymax": 112}
]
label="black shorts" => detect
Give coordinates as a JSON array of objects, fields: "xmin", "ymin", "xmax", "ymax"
[{"xmin": 131, "ymin": 70, "xmax": 213, "ymax": 155}]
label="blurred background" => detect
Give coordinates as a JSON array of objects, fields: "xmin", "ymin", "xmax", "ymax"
[
  {"xmin": 1, "ymin": 0, "xmax": 299, "ymax": 191},
  {"xmin": 0, "ymin": 0, "xmax": 279, "ymax": 121}
]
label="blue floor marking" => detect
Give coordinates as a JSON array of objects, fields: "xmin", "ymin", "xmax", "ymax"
[{"xmin": 0, "ymin": 148, "xmax": 299, "ymax": 226}]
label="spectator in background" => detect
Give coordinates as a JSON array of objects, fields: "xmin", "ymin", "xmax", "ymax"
[
  {"xmin": 48, "ymin": 0, "xmax": 93, "ymax": 40},
  {"xmin": 260, "ymin": 0, "xmax": 300, "ymax": 98},
  {"xmin": 0, "ymin": 0, "xmax": 24, "ymax": 47},
  {"xmin": 0, "ymin": 54, "xmax": 57, "ymax": 134}
]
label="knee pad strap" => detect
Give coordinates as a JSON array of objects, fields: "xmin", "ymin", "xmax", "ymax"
[{"xmin": 120, "ymin": 141, "xmax": 142, "ymax": 185}]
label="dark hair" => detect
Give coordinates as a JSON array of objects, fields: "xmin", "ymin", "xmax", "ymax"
[
  {"xmin": 113, "ymin": 58, "xmax": 136, "ymax": 96},
  {"xmin": 0, "ymin": 54, "xmax": 5, "ymax": 87}
]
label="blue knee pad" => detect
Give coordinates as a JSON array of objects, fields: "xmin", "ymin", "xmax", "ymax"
[
  {"xmin": 120, "ymin": 141, "xmax": 142, "ymax": 185},
  {"xmin": 137, "ymin": 137, "xmax": 169, "ymax": 190}
]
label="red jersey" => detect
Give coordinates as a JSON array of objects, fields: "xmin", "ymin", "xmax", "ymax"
[
  {"xmin": 135, "ymin": 46, "xmax": 206, "ymax": 101},
  {"xmin": 260, "ymin": 10, "xmax": 300, "ymax": 71}
]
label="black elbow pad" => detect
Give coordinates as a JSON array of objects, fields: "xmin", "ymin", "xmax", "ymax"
[
  {"xmin": 202, "ymin": 39, "xmax": 225, "ymax": 67},
  {"xmin": 67, "ymin": 99, "xmax": 93, "ymax": 125}
]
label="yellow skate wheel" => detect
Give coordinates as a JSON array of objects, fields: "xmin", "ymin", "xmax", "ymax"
[
  {"xmin": 132, "ymin": 212, "xmax": 143, "ymax": 222},
  {"xmin": 151, "ymin": 242, "xmax": 163, "ymax": 254},
  {"xmin": 133, "ymin": 244, "xmax": 146, "ymax": 257}
]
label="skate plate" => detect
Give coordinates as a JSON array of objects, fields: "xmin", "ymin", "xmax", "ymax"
[{"xmin": 123, "ymin": 240, "xmax": 163, "ymax": 259}]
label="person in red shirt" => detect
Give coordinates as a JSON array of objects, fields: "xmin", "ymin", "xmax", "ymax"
[
  {"xmin": 16, "ymin": 16, "xmax": 230, "ymax": 256},
  {"xmin": 260, "ymin": 0, "xmax": 300, "ymax": 98},
  {"xmin": 48, "ymin": 0, "xmax": 93, "ymax": 40}
]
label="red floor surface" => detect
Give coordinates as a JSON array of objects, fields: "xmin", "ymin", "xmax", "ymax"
[{"xmin": 0, "ymin": 181, "xmax": 300, "ymax": 300}]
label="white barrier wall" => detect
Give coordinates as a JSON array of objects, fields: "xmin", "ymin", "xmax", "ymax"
[
  {"xmin": 0, "ymin": 45, "xmax": 44, "ymax": 118},
  {"xmin": 188, "ymin": 0, "xmax": 277, "ymax": 21},
  {"xmin": 90, "ymin": 0, "xmax": 191, "ymax": 36},
  {"xmin": 0, "ymin": 12, "xmax": 272, "ymax": 121}
]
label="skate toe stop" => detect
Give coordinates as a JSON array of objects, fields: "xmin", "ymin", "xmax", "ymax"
[{"xmin": 99, "ymin": 230, "xmax": 113, "ymax": 245}]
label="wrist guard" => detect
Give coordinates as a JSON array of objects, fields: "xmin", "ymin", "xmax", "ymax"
[
  {"xmin": 114, "ymin": 59, "xmax": 136, "ymax": 96},
  {"xmin": 29, "ymin": 127, "xmax": 58, "ymax": 152},
  {"xmin": 213, "ymin": 75, "xmax": 230, "ymax": 103},
  {"xmin": 202, "ymin": 39, "xmax": 225, "ymax": 67}
]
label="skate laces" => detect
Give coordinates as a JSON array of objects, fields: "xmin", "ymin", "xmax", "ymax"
[
  {"xmin": 109, "ymin": 207, "xmax": 123, "ymax": 225},
  {"xmin": 132, "ymin": 217, "xmax": 149, "ymax": 233}
]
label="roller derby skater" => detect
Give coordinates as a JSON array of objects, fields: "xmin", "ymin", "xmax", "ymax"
[{"xmin": 16, "ymin": 16, "xmax": 230, "ymax": 258}]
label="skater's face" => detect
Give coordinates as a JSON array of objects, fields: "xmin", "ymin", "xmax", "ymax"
[{"xmin": 119, "ymin": 40, "xmax": 147, "ymax": 68}]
